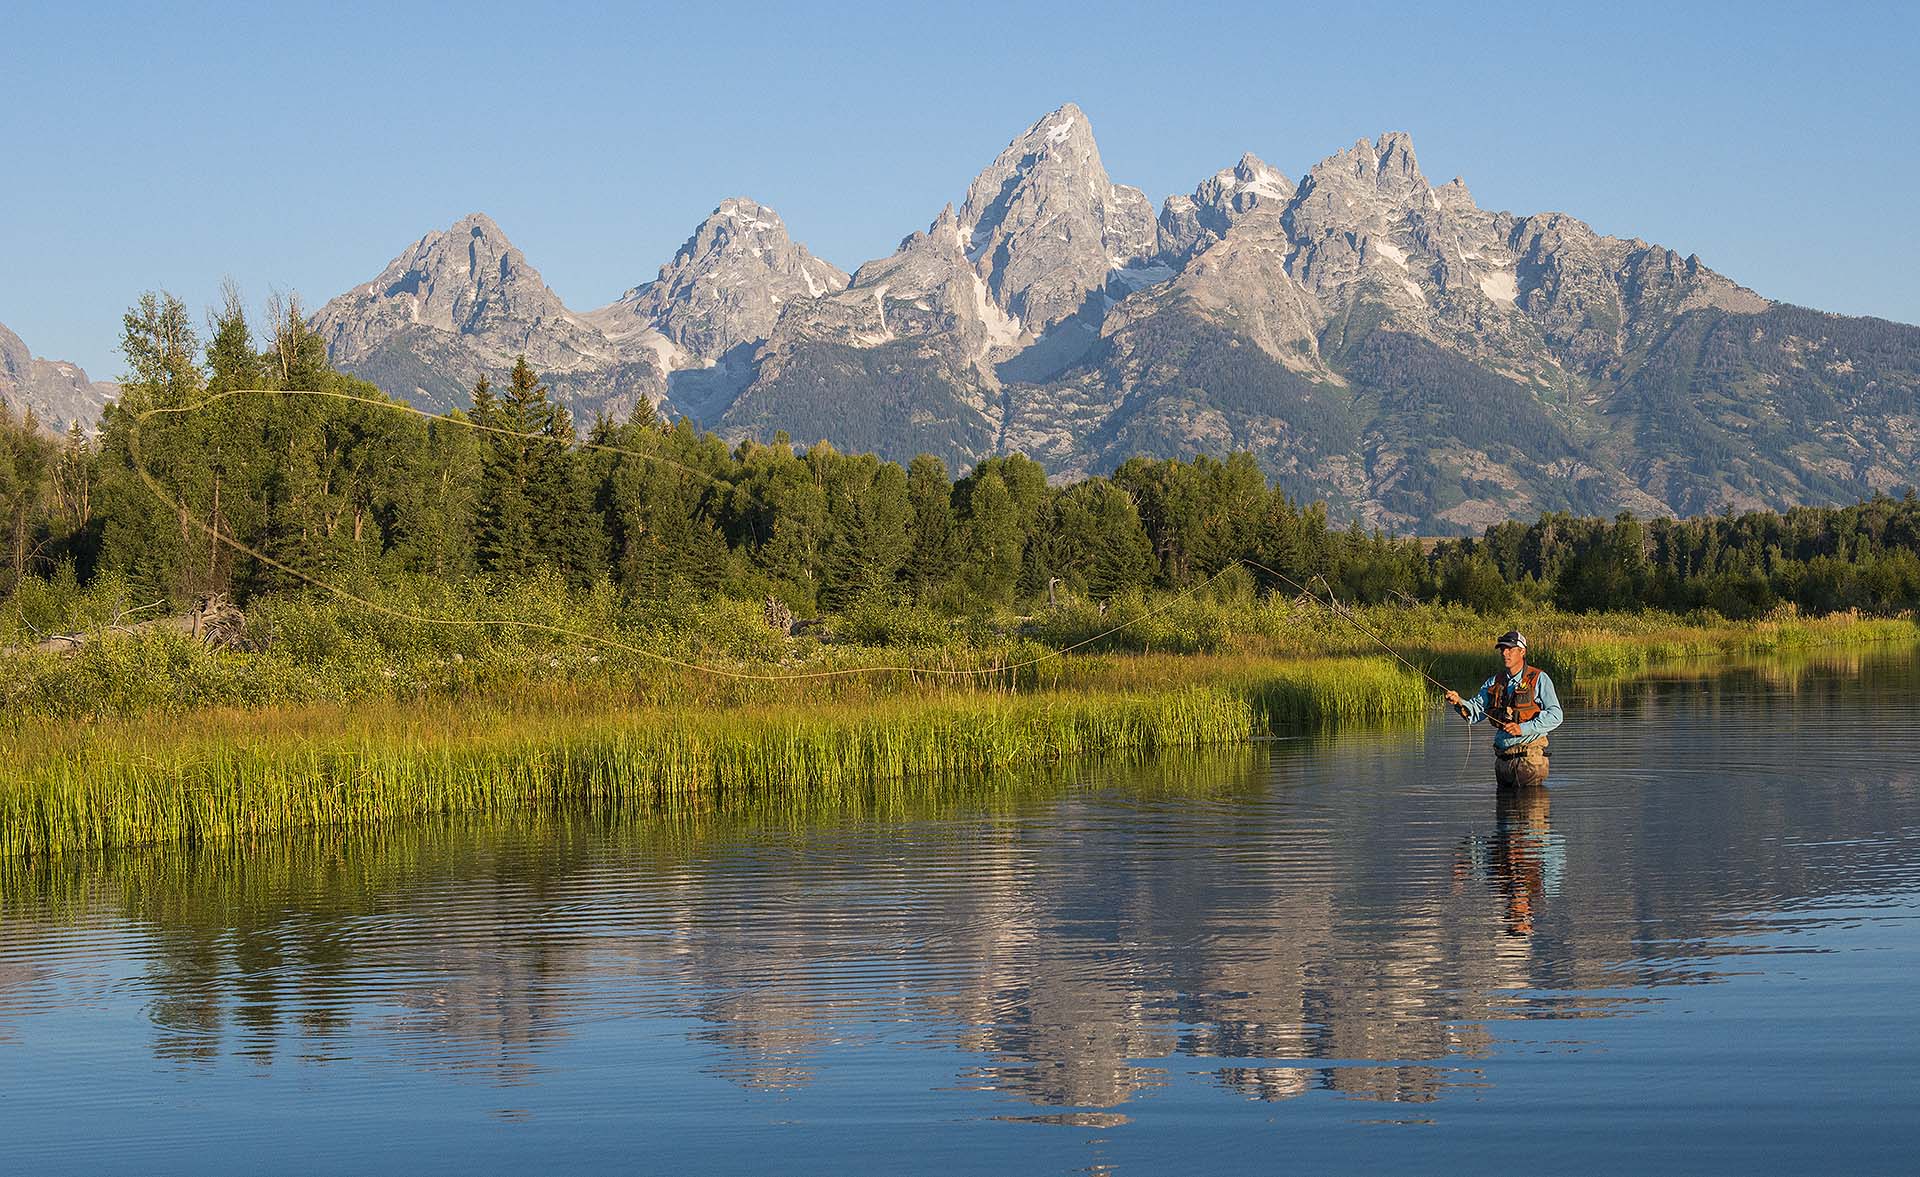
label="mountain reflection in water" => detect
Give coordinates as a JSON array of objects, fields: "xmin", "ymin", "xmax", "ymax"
[{"xmin": 2, "ymin": 650, "xmax": 1919, "ymax": 1174}]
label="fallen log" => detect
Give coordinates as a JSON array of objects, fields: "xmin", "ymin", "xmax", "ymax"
[{"xmin": 7, "ymin": 595, "xmax": 248, "ymax": 656}]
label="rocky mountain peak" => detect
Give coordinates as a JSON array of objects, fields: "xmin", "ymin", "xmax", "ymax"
[
  {"xmin": 887, "ymin": 203, "xmax": 965, "ymax": 261},
  {"xmin": 313, "ymin": 213, "xmax": 663, "ymax": 418},
  {"xmin": 598, "ymin": 196, "xmax": 849, "ymax": 364},
  {"xmin": 315, "ymin": 212, "xmax": 580, "ymax": 362},
  {"xmin": 407, "ymin": 212, "xmax": 546, "ymax": 321},
  {"xmin": 742, "ymin": 193, "xmax": 1026, "ymax": 451},
  {"xmin": 1159, "ymin": 152, "xmax": 1298, "ymax": 264},
  {"xmin": 0, "ymin": 319, "xmax": 116, "ymax": 431},
  {"xmin": 1286, "ymin": 132, "xmax": 1449, "ymax": 304},
  {"xmin": 927, "ymin": 203, "xmax": 965, "ymax": 248},
  {"xmin": 824, "ymin": 209, "xmax": 955, "ymax": 308},
  {"xmin": 0, "ymin": 322, "xmax": 34, "ymax": 393},
  {"xmin": 1432, "ymin": 176, "xmax": 1476, "ymax": 214},
  {"xmin": 1373, "ymin": 131, "xmax": 1423, "ymax": 190},
  {"xmin": 278, "ymin": 107, "xmax": 1912, "ymax": 539},
  {"xmin": 955, "ymin": 103, "xmax": 1157, "ymax": 332},
  {"xmin": 1304, "ymin": 132, "xmax": 1429, "ymax": 204},
  {"xmin": 1195, "ymin": 153, "xmax": 1295, "ymax": 221},
  {"xmin": 458, "ymin": 210, "xmax": 508, "ymax": 238}
]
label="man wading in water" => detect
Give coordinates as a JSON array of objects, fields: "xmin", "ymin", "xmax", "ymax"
[{"xmin": 1444, "ymin": 631, "xmax": 1564, "ymax": 787}]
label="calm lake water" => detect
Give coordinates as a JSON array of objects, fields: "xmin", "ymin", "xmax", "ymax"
[{"xmin": 4, "ymin": 651, "xmax": 1920, "ymax": 1174}]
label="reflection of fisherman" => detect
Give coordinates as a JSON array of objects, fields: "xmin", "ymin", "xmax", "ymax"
[
  {"xmin": 1455, "ymin": 785, "xmax": 1561, "ymax": 937},
  {"xmin": 1443, "ymin": 630, "xmax": 1563, "ymax": 788}
]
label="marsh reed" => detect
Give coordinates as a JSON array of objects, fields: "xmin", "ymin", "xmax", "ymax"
[
  {"xmin": 0, "ymin": 657, "xmax": 1432, "ymax": 859},
  {"xmin": 1, "ymin": 580, "xmax": 1909, "ymax": 861}
]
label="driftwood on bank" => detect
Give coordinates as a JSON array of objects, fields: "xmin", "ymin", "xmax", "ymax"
[
  {"xmin": 763, "ymin": 594, "xmax": 796, "ymax": 636},
  {"xmin": 762, "ymin": 594, "xmax": 831, "ymax": 640},
  {"xmin": 7, "ymin": 595, "xmax": 248, "ymax": 656}
]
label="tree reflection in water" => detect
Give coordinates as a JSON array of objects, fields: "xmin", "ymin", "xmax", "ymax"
[{"xmin": 2, "ymin": 651, "xmax": 1918, "ymax": 1124}]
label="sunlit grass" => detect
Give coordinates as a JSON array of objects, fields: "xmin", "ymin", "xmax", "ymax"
[
  {"xmin": 0, "ymin": 575, "xmax": 1911, "ymax": 860},
  {"xmin": 2, "ymin": 745, "xmax": 1283, "ymax": 923},
  {"xmin": 0, "ymin": 657, "xmax": 1435, "ymax": 859}
]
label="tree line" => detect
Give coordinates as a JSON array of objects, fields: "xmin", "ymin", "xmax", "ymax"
[
  {"xmin": 1, "ymin": 291, "xmax": 1917, "ymax": 621},
  {"xmin": 1434, "ymin": 502, "xmax": 1920, "ymax": 617}
]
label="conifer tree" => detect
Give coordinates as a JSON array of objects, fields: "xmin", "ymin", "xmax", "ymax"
[
  {"xmin": 389, "ymin": 408, "xmax": 482, "ymax": 579},
  {"xmin": 957, "ymin": 470, "xmax": 1021, "ymax": 607},
  {"xmin": 904, "ymin": 454, "xmax": 956, "ymax": 599},
  {"xmin": 95, "ymin": 291, "xmax": 210, "ymax": 599},
  {"xmin": 471, "ymin": 372, "xmax": 536, "ymax": 578},
  {"xmin": 205, "ymin": 281, "xmax": 263, "ymax": 394},
  {"xmin": 469, "ymin": 358, "xmax": 603, "ymax": 584},
  {"xmin": 821, "ymin": 457, "xmax": 911, "ymax": 609},
  {"xmin": 603, "ymin": 421, "xmax": 710, "ymax": 599}
]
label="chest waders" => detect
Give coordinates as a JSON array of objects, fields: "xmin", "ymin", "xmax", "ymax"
[{"xmin": 1492, "ymin": 666, "xmax": 1550, "ymax": 788}]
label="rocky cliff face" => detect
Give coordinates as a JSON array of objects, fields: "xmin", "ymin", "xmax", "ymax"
[
  {"xmin": 585, "ymin": 197, "xmax": 849, "ymax": 366},
  {"xmin": 311, "ymin": 107, "xmax": 1917, "ymax": 532},
  {"xmin": 0, "ymin": 320, "xmax": 115, "ymax": 431},
  {"xmin": 1157, "ymin": 152, "xmax": 1295, "ymax": 264},
  {"xmin": 314, "ymin": 202, "xmax": 857, "ymax": 427},
  {"xmin": 956, "ymin": 102, "xmax": 1157, "ymax": 333},
  {"xmin": 720, "ymin": 207, "xmax": 1011, "ymax": 462},
  {"xmin": 311, "ymin": 213, "xmax": 664, "ymax": 420},
  {"xmin": 989, "ymin": 128, "xmax": 1820, "ymax": 530},
  {"xmin": 711, "ymin": 103, "xmax": 1175, "ymax": 465}
]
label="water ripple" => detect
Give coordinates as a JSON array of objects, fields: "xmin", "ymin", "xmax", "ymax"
[{"xmin": 3, "ymin": 654, "xmax": 1920, "ymax": 1173}]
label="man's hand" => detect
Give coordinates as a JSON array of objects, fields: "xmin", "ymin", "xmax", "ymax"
[
  {"xmin": 1443, "ymin": 690, "xmax": 1462, "ymax": 707},
  {"xmin": 1499, "ymin": 721, "xmax": 1524, "ymax": 737}
]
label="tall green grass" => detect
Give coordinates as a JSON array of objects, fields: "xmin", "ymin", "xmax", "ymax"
[
  {"xmin": 0, "ymin": 657, "xmax": 1430, "ymax": 859},
  {"xmin": 2, "ymin": 570, "xmax": 1911, "ymax": 860},
  {"xmin": 1503, "ymin": 613, "xmax": 1917, "ymax": 687},
  {"xmin": 4, "ymin": 571, "xmax": 1911, "ymax": 722},
  {"xmin": 2, "ymin": 741, "xmax": 1278, "ymax": 923}
]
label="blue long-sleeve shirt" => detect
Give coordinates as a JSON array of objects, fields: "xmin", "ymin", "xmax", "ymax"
[{"xmin": 1457, "ymin": 666, "xmax": 1563, "ymax": 750}]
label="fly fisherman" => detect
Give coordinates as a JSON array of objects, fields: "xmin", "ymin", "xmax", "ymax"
[{"xmin": 1444, "ymin": 631, "xmax": 1563, "ymax": 788}]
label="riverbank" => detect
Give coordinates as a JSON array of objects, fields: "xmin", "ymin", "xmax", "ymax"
[
  {"xmin": 0, "ymin": 656, "xmax": 1429, "ymax": 858},
  {"xmin": 0, "ymin": 597, "xmax": 1911, "ymax": 859},
  {"xmin": 5, "ymin": 576, "xmax": 1912, "ymax": 717}
]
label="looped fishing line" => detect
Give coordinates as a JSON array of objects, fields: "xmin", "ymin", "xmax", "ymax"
[
  {"xmin": 2, "ymin": 386, "xmax": 1460, "ymax": 722},
  {"xmin": 1237, "ymin": 559, "xmax": 1472, "ymax": 770},
  {"xmin": 120, "ymin": 388, "xmax": 1252, "ymax": 684}
]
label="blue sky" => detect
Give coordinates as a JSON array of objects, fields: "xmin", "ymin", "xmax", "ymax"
[{"xmin": 3, "ymin": 0, "xmax": 1915, "ymax": 377}]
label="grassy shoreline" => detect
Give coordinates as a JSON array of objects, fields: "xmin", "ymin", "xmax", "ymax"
[
  {"xmin": 0, "ymin": 605, "xmax": 1912, "ymax": 859},
  {"xmin": 1, "ymin": 658, "xmax": 1427, "ymax": 858}
]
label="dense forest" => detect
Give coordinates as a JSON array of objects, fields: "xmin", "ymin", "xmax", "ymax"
[{"xmin": 2, "ymin": 292, "xmax": 1918, "ymax": 623}]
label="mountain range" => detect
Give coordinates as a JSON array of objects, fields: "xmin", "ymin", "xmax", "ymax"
[
  {"xmin": 24, "ymin": 104, "xmax": 1920, "ymax": 533},
  {"xmin": 0, "ymin": 320, "xmax": 114, "ymax": 432}
]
